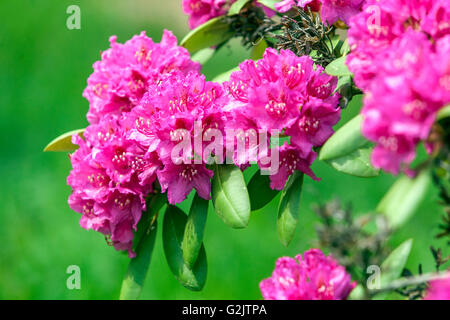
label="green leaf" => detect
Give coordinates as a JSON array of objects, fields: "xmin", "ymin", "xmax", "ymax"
[
  {"xmin": 257, "ymin": 0, "xmax": 278, "ymax": 10},
  {"xmin": 319, "ymin": 115, "xmax": 366, "ymax": 161},
  {"xmin": 325, "ymin": 145, "xmax": 379, "ymax": 177},
  {"xmin": 437, "ymin": 105, "xmax": 450, "ymax": 121},
  {"xmin": 119, "ymin": 221, "xmax": 158, "ymax": 300},
  {"xmin": 250, "ymin": 39, "xmax": 268, "ymax": 61},
  {"xmin": 277, "ymin": 172, "xmax": 304, "ymax": 247},
  {"xmin": 325, "ymin": 56, "xmax": 352, "ymax": 77},
  {"xmin": 228, "ymin": 0, "xmax": 251, "ymax": 16},
  {"xmin": 340, "ymin": 39, "xmax": 350, "ymax": 56},
  {"xmin": 163, "ymin": 206, "xmax": 207, "ymax": 291},
  {"xmin": 377, "ymin": 171, "xmax": 431, "ymax": 230},
  {"xmin": 348, "ymin": 284, "xmax": 365, "ymax": 300},
  {"xmin": 211, "ymin": 66, "xmax": 240, "ymax": 83},
  {"xmin": 182, "ymin": 193, "xmax": 209, "ymax": 268},
  {"xmin": 247, "ymin": 171, "xmax": 279, "ymax": 211},
  {"xmin": 191, "ymin": 47, "xmax": 215, "ymax": 65},
  {"xmin": 374, "ymin": 239, "xmax": 413, "ymax": 299},
  {"xmin": 44, "ymin": 129, "xmax": 85, "ymax": 152},
  {"xmin": 319, "ymin": 115, "xmax": 379, "ymax": 177},
  {"xmin": 181, "ymin": 16, "xmax": 234, "ymax": 54},
  {"xmin": 211, "ymin": 164, "xmax": 251, "ymax": 229}
]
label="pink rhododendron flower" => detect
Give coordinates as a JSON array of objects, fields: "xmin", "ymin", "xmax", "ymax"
[
  {"xmin": 260, "ymin": 142, "xmax": 319, "ymax": 190},
  {"xmin": 347, "ymin": 0, "xmax": 450, "ymax": 174},
  {"xmin": 68, "ymin": 134, "xmax": 149, "ymax": 258},
  {"xmin": 321, "ymin": 0, "xmax": 365, "ymax": 25},
  {"xmin": 126, "ymin": 71, "xmax": 230, "ymax": 204},
  {"xmin": 225, "ymin": 48, "xmax": 340, "ymax": 187},
  {"xmin": 347, "ymin": 0, "xmax": 449, "ymax": 91},
  {"xmin": 276, "ymin": 0, "xmax": 364, "ymax": 25},
  {"xmin": 275, "ymin": 0, "xmax": 321, "ymax": 13},
  {"xmin": 83, "ymin": 30, "xmax": 200, "ymax": 124},
  {"xmin": 260, "ymin": 249, "xmax": 356, "ymax": 300},
  {"xmin": 425, "ymin": 276, "xmax": 450, "ymax": 300},
  {"xmin": 182, "ymin": 0, "xmax": 236, "ymax": 29}
]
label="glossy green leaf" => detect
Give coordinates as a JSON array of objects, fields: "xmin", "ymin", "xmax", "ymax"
[
  {"xmin": 374, "ymin": 239, "xmax": 413, "ymax": 299},
  {"xmin": 377, "ymin": 171, "xmax": 431, "ymax": 230},
  {"xmin": 319, "ymin": 115, "xmax": 379, "ymax": 177},
  {"xmin": 182, "ymin": 194, "xmax": 209, "ymax": 268},
  {"xmin": 120, "ymin": 222, "xmax": 158, "ymax": 300},
  {"xmin": 257, "ymin": 0, "xmax": 278, "ymax": 10},
  {"xmin": 191, "ymin": 47, "xmax": 215, "ymax": 65},
  {"xmin": 44, "ymin": 129, "xmax": 84, "ymax": 152},
  {"xmin": 325, "ymin": 145, "xmax": 379, "ymax": 177},
  {"xmin": 437, "ymin": 105, "xmax": 450, "ymax": 121},
  {"xmin": 228, "ymin": 0, "xmax": 251, "ymax": 15},
  {"xmin": 211, "ymin": 66, "xmax": 240, "ymax": 83},
  {"xmin": 348, "ymin": 284, "xmax": 365, "ymax": 300},
  {"xmin": 250, "ymin": 39, "xmax": 268, "ymax": 61},
  {"xmin": 247, "ymin": 171, "xmax": 279, "ymax": 211},
  {"xmin": 181, "ymin": 16, "xmax": 234, "ymax": 54},
  {"xmin": 340, "ymin": 39, "xmax": 350, "ymax": 55},
  {"xmin": 163, "ymin": 206, "xmax": 207, "ymax": 291},
  {"xmin": 277, "ymin": 172, "xmax": 304, "ymax": 247},
  {"xmin": 325, "ymin": 56, "xmax": 352, "ymax": 77},
  {"xmin": 211, "ymin": 164, "xmax": 251, "ymax": 229},
  {"xmin": 319, "ymin": 115, "xmax": 366, "ymax": 161}
]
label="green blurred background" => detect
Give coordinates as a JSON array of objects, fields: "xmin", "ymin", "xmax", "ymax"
[{"xmin": 0, "ymin": 0, "xmax": 446, "ymax": 299}]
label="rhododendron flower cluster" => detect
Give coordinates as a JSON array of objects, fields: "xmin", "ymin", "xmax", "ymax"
[
  {"xmin": 182, "ymin": 0, "xmax": 237, "ymax": 29},
  {"xmin": 68, "ymin": 31, "xmax": 201, "ymax": 257},
  {"xmin": 260, "ymin": 249, "xmax": 356, "ymax": 300},
  {"xmin": 347, "ymin": 0, "xmax": 450, "ymax": 174},
  {"xmin": 275, "ymin": 0, "xmax": 365, "ymax": 25},
  {"xmin": 225, "ymin": 48, "xmax": 340, "ymax": 189},
  {"xmin": 424, "ymin": 276, "xmax": 450, "ymax": 300}
]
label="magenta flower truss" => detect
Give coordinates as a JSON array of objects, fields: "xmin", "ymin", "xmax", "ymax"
[
  {"xmin": 275, "ymin": 0, "xmax": 365, "ymax": 25},
  {"xmin": 182, "ymin": 0, "xmax": 237, "ymax": 29},
  {"xmin": 83, "ymin": 30, "xmax": 200, "ymax": 124},
  {"xmin": 225, "ymin": 48, "xmax": 340, "ymax": 189},
  {"xmin": 347, "ymin": 0, "xmax": 450, "ymax": 174},
  {"xmin": 68, "ymin": 32, "xmax": 205, "ymax": 257},
  {"xmin": 260, "ymin": 249, "xmax": 356, "ymax": 300},
  {"xmin": 425, "ymin": 276, "xmax": 450, "ymax": 300}
]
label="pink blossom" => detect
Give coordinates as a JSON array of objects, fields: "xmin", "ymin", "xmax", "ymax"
[
  {"xmin": 226, "ymin": 48, "xmax": 340, "ymax": 187},
  {"xmin": 347, "ymin": 0, "xmax": 450, "ymax": 174},
  {"xmin": 260, "ymin": 249, "xmax": 356, "ymax": 300},
  {"xmin": 321, "ymin": 0, "xmax": 365, "ymax": 25},
  {"xmin": 83, "ymin": 30, "xmax": 200, "ymax": 124},
  {"xmin": 425, "ymin": 276, "xmax": 450, "ymax": 300},
  {"xmin": 276, "ymin": 0, "xmax": 364, "ymax": 25},
  {"xmin": 68, "ymin": 135, "xmax": 148, "ymax": 258},
  {"xmin": 260, "ymin": 142, "xmax": 319, "ymax": 190},
  {"xmin": 275, "ymin": 0, "xmax": 321, "ymax": 13},
  {"xmin": 182, "ymin": 0, "xmax": 236, "ymax": 29},
  {"xmin": 347, "ymin": 0, "xmax": 449, "ymax": 90},
  {"xmin": 158, "ymin": 161, "xmax": 214, "ymax": 204},
  {"xmin": 126, "ymin": 71, "xmax": 229, "ymax": 204}
]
